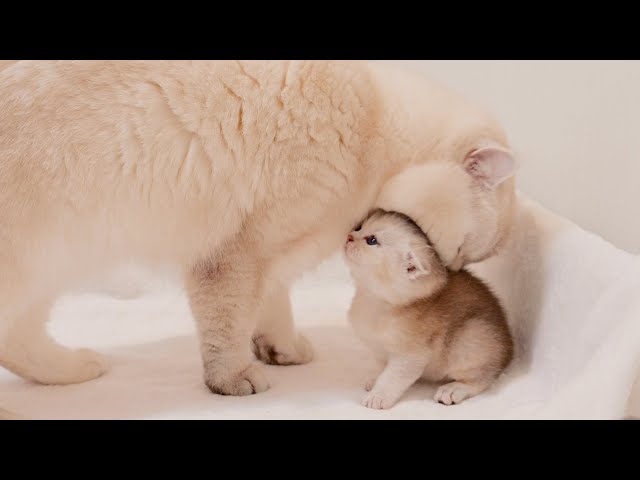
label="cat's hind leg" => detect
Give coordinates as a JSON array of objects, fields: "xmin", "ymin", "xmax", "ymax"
[
  {"xmin": 0, "ymin": 297, "xmax": 108, "ymax": 385},
  {"xmin": 362, "ymin": 355, "xmax": 428, "ymax": 409},
  {"xmin": 434, "ymin": 378, "xmax": 491, "ymax": 405},
  {"xmin": 435, "ymin": 317, "xmax": 511, "ymax": 406},
  {"xmin": 252, "ymin": 282, "xmax": 313, "ymax": 366},
  {"xmin": 0, "ymin": 407, "xmax": 24, "ymax": 420}
]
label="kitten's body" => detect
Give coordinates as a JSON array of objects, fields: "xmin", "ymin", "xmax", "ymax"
[
  {"xmin": 350, "ymin": 269, "xmax": 513, "ymax": 408},
  {"xmin": 346, "ymin": 212, "xmax": 513, "ymax": 409},
  {"xmin": 0, "ymin": 61, "xmax": 516, "ymax": 406}
]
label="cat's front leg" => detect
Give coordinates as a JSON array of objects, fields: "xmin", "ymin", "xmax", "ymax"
[
  {"xmin": 362, "ymin": 355, "xmax": 427, "ymax": 410},
  {"xmin": 252, "ymin": 282, "xmax": 313, "ymax": 366},
  {"xmin": 185, "ymin": 251, "xmax": 269, "ymax": 396},
  {"xmin": 364, "ymin": 356, "xmax": 388, "ymax": 391}
]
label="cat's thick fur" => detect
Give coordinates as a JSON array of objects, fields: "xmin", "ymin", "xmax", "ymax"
[{"xmin": 0, "ymin": 61, "xmax": 515, "ymax": 399}]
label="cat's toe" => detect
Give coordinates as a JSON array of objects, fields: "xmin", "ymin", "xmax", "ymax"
[
  {"xmin": 205, "ymin": 362, "xmax": 270, "ymax": 396},
  {"xmin": 434, "ymin": 381, "xmax": 479, "ymax": 405},
  {"xmin": 364, "ymin": 378, "xmax": 377, "ymax": 391},
  {"xmin": 252, "ymin": 333, "xmax": 313, "ymax": 366},
  {"xmin": 361, "ymin": 392, "xmax": 393, "ymax": 410}
]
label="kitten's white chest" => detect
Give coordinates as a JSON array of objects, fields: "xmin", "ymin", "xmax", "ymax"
[{"xmin": 348, "ymin": 291, "xmax": 397, "ymax": 359}]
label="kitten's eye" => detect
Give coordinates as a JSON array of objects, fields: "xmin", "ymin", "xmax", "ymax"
[{"xmin": 365, "ymin": 236, "xmax": 378, "ymax": 246}]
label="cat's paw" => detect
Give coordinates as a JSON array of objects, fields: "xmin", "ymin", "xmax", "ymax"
[
  {"xmin": 69, "ymin": 348, "xmax": 109, "ymax": 383},
  {"xmin": 361, "ymin": 392, "xmax": 395, "ymax": 410},
  {"xmin": 252, "ymin": 333, "xmax": 313, "ymax": 366},
  {"xmin": 0, "ymin": 407, "xmax": 23, "ymax": 420},
  {"xmin": 434, "ymin": 381, "xmax": 480, "ymax": 405},
  {"xmin": 364, "ymin": 377, "xmax": 377, "ymax": 392},
  {"xmin": 205, "ymin": 362, "xmax": 270, "ymax": 396},
  {"xmin": 33, "ymin": 348, "xmax": 108, "ymax": 385}
]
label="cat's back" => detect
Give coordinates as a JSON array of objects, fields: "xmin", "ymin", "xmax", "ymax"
[
  {"xmin": 398, "ymin": 270, "xmax": 509, "ymax": 344},
  {"xmin": 433, "ymin": 270, "xmax": 506, "ymax": 323},
  {"xmin": 0, "ymin": 60, "xmax": 376, "ymax": 189},
  {"xmin": 0, "ymin": 61, "xmax": 231, "ymax": 154},
  {"xmin": 0, "ymin": 60, "xmax": 380, "ymax": 269},
  {"xmin": 0, "ymin": 61, "xmax": 184, "ymax": 184},
  {"xmin": 395, "ymin": 270, "xmax": 512, "ymax": 368}
]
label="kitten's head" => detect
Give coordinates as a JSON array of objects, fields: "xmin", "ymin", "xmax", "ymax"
[
  {"xmin": 344, "ymin": 209, "xmax": 446, "ymax": 303},
  {"xmin": 377, "ymin": 145, "xmax": 517, "ymax": 271}
]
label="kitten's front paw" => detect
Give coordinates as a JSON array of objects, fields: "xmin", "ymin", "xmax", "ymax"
[
  {"xmin": 205, "ymin": 362, "xmax": 270, "ymax": 396},
  {"xmin": 434, "ymin": 381, "xmax": 480, "ymax": 405},
  {"xmin": 361, "ymin": 392, "xmax": 395, "ymax": 410},
  {"xmin": 252, "ymin": 333, "xmax": 313, "ymax": 366}
]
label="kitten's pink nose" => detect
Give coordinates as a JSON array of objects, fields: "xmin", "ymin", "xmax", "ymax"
[{"xmin": 347, "ymin": 234, "xmax": 354, "ymax": 242}]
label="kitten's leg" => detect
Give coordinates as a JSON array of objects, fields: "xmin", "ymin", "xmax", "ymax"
[
  {"xmin": 364, "ymin": 377, "xmax": 377, "ymax": 392},
  {"xmin": 362, "ymin": 355, "xmax": 427, "ymax": 410},
  {"xmin": 434, "ymin": 365, "xmax": 497, "ymax": 405},
  {"xmin": 365, "ymin": 356, "xmax": 388, "ymax": 391},
  {"xmin": 186, "ymin": 253, "xmax": 269, "ymax": 396},
  {"xmin": 434, "ymin": 379, "xmax": 491, "ymax": 406},
  {"xmin": 252, "ymin": 282, "xmax": 313, "ymax": 366},
  {"xmin": 0, "ymin": 299, "xmax": 108, "ymax": 385},
  {"xmin": 435, "ymin": 318, "xmax": 507, "ymax": 405}
]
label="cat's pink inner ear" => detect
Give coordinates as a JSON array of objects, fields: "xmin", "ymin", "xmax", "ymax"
[
  {"xmin": 464, "ymin": 146, "xmax": 515, "ymax": 188},
  {"xmin": 405, "ymin": 251, "xmax": 428, "ymax": 279}
]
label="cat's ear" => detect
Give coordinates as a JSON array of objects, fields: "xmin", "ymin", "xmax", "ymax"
[
  {"xmin": 464, "ymin": 145, "xmax": 516, "ymax": 188},
  {"xmin": 404, "ymin": 249, "xmax": 430, "ymax": 280}
]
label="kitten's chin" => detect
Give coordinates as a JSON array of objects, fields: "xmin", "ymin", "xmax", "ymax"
[
  {"xmin": 345, "ymin": 258, "xmax": 360, "ymax": 275},
  {"xmin": 343, "ymin": 246, "xmax": 358, "ymax": 264},
  {"xmin": 342, "ymin": 254, "xmax": 358, "ymax": 275}
]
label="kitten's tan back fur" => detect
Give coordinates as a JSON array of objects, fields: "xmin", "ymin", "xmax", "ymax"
[{"xmin": 395, "ymin": 270, "xmax": 513, "ymax": 382}]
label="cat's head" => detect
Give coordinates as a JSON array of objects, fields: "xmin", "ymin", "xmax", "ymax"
[
  {"xmin": 376, "ymin": 144, "xmax": 517, "ymax": 271},
  {"xmin": 344, "ymin": 209, "xmax": 446, "ymax": 303}
]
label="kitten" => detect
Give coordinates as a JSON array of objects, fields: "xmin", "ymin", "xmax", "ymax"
[
  {"xmin": 0, "ymin": 60, "xmax": 516, "ymax": 405},
  {"xmin": 345, "ymin": 209, "xmax": 514, "ymax": 409}
]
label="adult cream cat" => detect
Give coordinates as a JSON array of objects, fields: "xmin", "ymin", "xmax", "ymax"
[{"xmin": 0, "ymin": 61, "xmax": 516, "ymax": 401}]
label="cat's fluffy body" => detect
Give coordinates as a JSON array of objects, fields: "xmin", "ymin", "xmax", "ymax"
[
  {"xmin": 345, "ymin": 210, "xmax": 514, "ymax": 409},
  {"xmin": 0, "ymin": 61, "xmax": 515, "ymax": 402}
]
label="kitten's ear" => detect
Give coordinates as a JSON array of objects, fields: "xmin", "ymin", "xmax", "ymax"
[
  {"xmin": 464, "ymin": 145, "xmax": 516, "ymax": 188},
  {"xmin": 404, "ymin": 249, "xmax": 430, "ymax": 280}
]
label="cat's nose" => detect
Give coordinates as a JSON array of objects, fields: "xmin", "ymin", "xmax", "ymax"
[{"xmin": 347, "ymin": 234, "xmax": 354, "ymax": 242}]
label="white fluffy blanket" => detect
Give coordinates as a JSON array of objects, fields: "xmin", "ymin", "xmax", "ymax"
[{"xmin": 2, "ymin": 196, "xmax": 639, "ymax": 419}]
